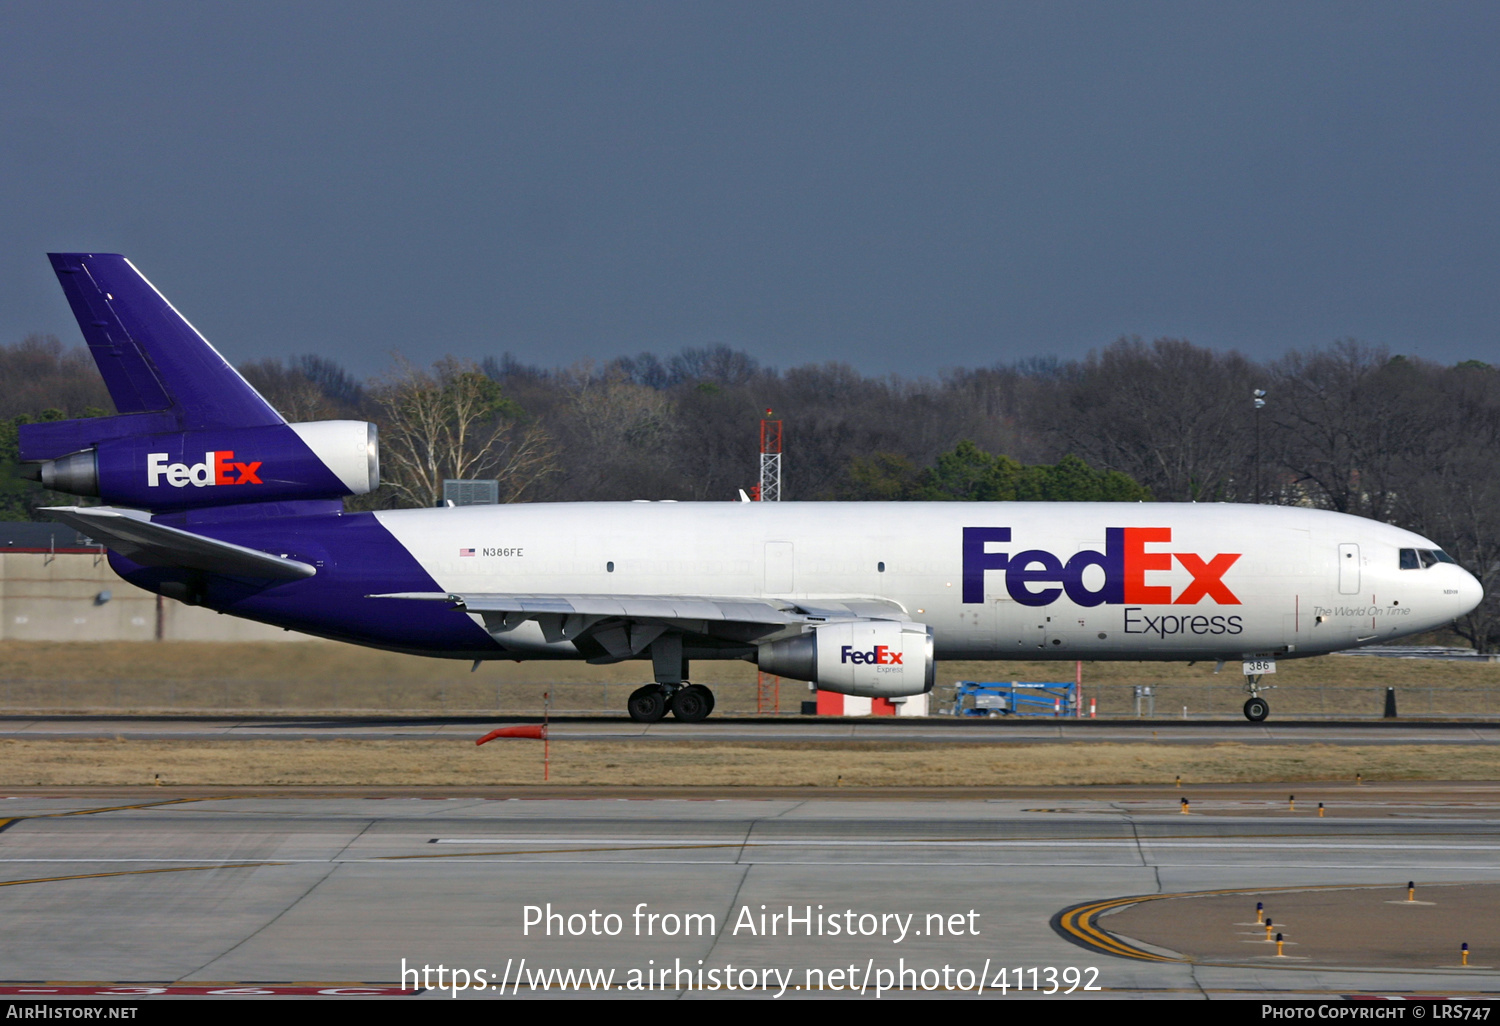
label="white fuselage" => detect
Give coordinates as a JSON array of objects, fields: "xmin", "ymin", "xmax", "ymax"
[{"xmin": 373, "ymin": 501, "xmax": 1482, "ymax": 662}]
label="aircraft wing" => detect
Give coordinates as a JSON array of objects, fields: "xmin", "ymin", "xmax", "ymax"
[
  {"xmin": 42, "ymin": 506, "xmax": 317, "ymax": 580},
  {"xmin": 370, "ymin": 591, "xmax": 908, "ymax": 624},
  {"xmin": 369, "ymin": 591, "xmax": 910, "ymax": 659}
]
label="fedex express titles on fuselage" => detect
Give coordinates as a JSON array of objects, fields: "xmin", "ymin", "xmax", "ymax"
[{"xmin": 947, "ymin": 508, "xmax": 1472, "ymax": 659}]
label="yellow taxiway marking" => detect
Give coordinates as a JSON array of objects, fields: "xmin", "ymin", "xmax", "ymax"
[
  {"xmin": 0, "ymin": 796, "xmax": 225, "ymax": 835},
  {"xmin": 0, "ymin": 862, "xmax": 284, "ymax": 890},
  {"xmin": 1055, "ymin": 882, "xmax": 1442, "ymax": 964}
]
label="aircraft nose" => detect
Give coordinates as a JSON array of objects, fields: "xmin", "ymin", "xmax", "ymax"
[{"xmin": 1455, "ymin": 566, "xmax": 1485, "ymax": 618}]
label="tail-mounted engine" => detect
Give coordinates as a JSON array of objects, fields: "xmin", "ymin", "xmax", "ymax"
[
  {"xmin": 757, "ymin": 619, "xmax": 935, "ymax": 698},
  {"xmin": 23, "ymin": 420, "xmax": 379, "ymax": 511}
]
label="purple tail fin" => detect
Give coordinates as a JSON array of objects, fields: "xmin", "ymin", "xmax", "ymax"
[
  {"xmin": 47, "ymin": 253, "xmax": 284, "ymax": 431},
  {"xmin": 24, "ymin": 253, "xmax": 375, "ymax": 513}
]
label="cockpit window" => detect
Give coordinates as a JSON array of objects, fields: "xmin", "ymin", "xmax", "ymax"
[{"xmin": 1401, "ymin": 547, "xmax": 1458, "ymax": 569}]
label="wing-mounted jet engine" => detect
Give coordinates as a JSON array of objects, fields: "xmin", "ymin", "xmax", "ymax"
[{"xmin": 757, "ymin": 620, "xmax": 936, "ymax": 699}]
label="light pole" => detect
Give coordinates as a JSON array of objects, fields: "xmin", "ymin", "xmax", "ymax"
[{"xmin": 1252, "ymin": 389, "xmax": 1267, "ymax": 504}]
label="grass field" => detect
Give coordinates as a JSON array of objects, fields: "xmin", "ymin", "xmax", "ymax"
[
  {"xmin": 0, "ymin": 640, "xmax": 1495, "ymax": 717},
  {"xmin": 1, "ymin": 738, "xmax": 1497, "ymax": 787},
  {"xmin": 2, "ymin": 641, "xmax": 1498, "ymax": 786}
]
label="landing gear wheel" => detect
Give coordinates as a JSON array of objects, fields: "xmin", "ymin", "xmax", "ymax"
[
  {"xmin": 670, "ymin": 685, "xmax": 713, "ymax": 723},
  {"xmin": 694, "ymin": 684, "xmax": 715, "ymax": 716},
  {"xmin": 1243, "ymin": 697, "xmax": 1269, "ymax": 722},
  {"xmin": 627, "ymin": 685, "xmax": 668, "ymax": 723}
]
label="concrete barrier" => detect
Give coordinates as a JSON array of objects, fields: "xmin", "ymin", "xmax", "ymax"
[{"xmin": 0, "ymin": 551, "xmax": 308, "ymax": 642}]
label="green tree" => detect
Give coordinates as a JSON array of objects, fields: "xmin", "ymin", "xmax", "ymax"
[
  {"xmin": 914, "ymin": 440, "xmax": 1023, "ymax": 500},
  {"xmin": 1015, "ymin": 453, "xmax": 1153, "ymax": 501},
  {"xmin": 0, "ymin": 409, "xmax": 90, "ymax": 521},
  {"xmin": 840, "ymin": 452, "xmax": 923, "ymax": 500},
  {"xmin": 846, "ymin": 441, "xmax": 1152, "ymax": 502}
]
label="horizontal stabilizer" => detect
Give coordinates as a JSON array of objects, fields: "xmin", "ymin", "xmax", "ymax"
[
  {"xmin": 43, "ymin": 506, "xmax": 316, "ymax": 580},
  {"xmin": 19, "ymin": 411, "xmax": 179, "ymax": 463}
]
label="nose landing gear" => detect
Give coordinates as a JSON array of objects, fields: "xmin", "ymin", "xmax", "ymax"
[{"xmin": 1242, "ymin": 675, "xmax": 1273, "ymax": 722}]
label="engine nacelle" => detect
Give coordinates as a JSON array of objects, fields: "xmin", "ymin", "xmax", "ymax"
[
  {"xmin": 29, "ymin": 420, "xmax": 379, "ymax": 511},
  {"xmin": 757, "ymin": 620, "xmax": 935, "ymax": 698}
]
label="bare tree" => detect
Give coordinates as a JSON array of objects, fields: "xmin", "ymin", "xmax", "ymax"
[
  {"xmin": 372, "ymin": 357, "xmax": 557, "ymax": 507},
  {"xmin": 1267, "ymin": 343, "xmax": 1445, "ymax": 517},
  {"xmin": 239, "ymin": 359, "xmax": 339, "ymax": 423},
  {"xmin": 0, "ymin": 335, "xmax": 113, "ymax": 420},
  {"xmin": 1046, "ymin": 337, "xmax": 1258, "ymax": 501},
  {"xmin": 1384, "ymin": 362, "xmax": 1500, "ymax": 650},
  {"xmin": 544, "ymin": 363, "xmax": 681, "ymax": 500}
]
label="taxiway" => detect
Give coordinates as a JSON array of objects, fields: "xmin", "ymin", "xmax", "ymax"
[{"xmin": 1, "ymin": 784, "xmax": 1498, "ymax": 998}]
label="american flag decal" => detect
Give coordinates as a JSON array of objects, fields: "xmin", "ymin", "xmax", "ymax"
[{"xmin": 459, "ymin": 548, "xmax": 476, "ymax": 557}]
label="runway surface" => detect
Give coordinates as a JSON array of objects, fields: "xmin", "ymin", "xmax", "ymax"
[
  {"xmin": 4, "ymin": 715, "xmax": 1500, "ymax": 745},
  {"xmin": 1, "ymin": 783, "xmax": 1499, "ymax": 999}
]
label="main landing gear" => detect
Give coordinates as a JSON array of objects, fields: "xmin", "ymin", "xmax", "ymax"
[
  {"xmin": 627, "ymin": 636, "xmax": 715, "ymax": 723},
  {"xmin": 627, "ymin": 683, "xmax": 715, "ymax": 724},
  {"xmin": 1242, "ymin": 674, "xmax": 1272, "ymax": 722}
]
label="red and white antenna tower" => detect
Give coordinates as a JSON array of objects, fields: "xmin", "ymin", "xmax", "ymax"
[
  {"xmin": 754, "ymin": 409, "xmax": 784, "ymax": 712},
  {"xmin": 758, "ymin": 408, "xmax": 782, "ymax": 501}
]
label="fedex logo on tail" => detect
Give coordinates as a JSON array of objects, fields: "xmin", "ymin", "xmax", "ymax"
[
  {"xmin": 963, "ymin": 527, "xmax": 1241, "ymax": 607},
  {"xmin": 147, "ymin": 451, "xmax": 263, "ymax": 488}
]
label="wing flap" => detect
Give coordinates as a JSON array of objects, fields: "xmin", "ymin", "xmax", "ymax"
[
  {"xmin": 43, "ymin": 506, "xmax": 316, "ymax": 580},
  {"xmin": 368, "ymin": 592, "xmax": 908, "ymax": 625}
]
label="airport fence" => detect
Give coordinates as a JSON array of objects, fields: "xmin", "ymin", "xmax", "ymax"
[
  {"xmin": 0, "ymin": 676, "xmax": 1497, "ymax": 719},
  {"xmin": 940, "ymin": 683, "xmax": 1500, "ymax": 721},
  {"xmin": 0, "ymin": 677, "xmax": 776, "ymax": 717}
]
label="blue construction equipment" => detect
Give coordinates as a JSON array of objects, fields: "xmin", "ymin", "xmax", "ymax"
[{"xmin": 952, "ymin": 680, "xmax": 1077, "ymax": 717}]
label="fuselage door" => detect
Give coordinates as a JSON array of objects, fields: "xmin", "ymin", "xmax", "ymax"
[
  {"xmin": 1338, "ymin": 543, "xmax": 1360, "ymax": 595},
  {"xmin": 764, "ymin": 541, "xmax": 794, "ymax": 594}
]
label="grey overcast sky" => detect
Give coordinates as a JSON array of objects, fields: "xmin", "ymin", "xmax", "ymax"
[{"xmin": 1, "ymin": 1, "xmax": 1497, "ymax": 376}]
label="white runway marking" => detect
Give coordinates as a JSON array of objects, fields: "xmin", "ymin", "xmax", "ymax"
[
  {"xmin": 7, "ymin": 838, "xmax": 1500, "ymax": 864},
  {"xmin": 3, "ymin": 858, "xmax": 1497, "ymax": 872},
  {"xmin": 427, "ymin": 838, "xmax": 1500, "ymax": 850}
]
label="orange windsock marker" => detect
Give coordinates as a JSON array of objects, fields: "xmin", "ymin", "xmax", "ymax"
[{"xmin": 477, "ymin": 724, "xmax": 548, "ymax": 745}]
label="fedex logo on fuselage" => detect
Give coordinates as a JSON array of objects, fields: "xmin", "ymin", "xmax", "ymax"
[
  {"xmin": 841, "ymin": 644, "xmax": 904, "ymax": 665},
  {"xmin": 147, "ymin": 451, "xmax": 263, "ymax": 488},
  {"xmin": 962, "ymin": 527, "xmax": 1241, "ymax": 607}
]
